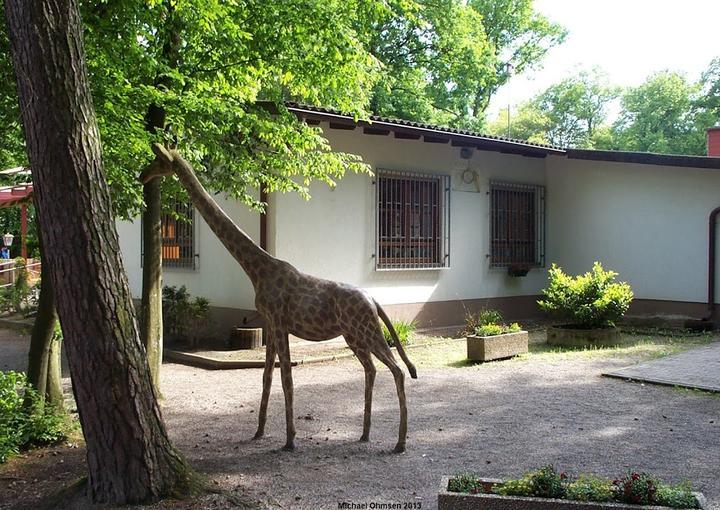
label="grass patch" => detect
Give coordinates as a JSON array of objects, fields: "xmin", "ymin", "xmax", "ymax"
[{"xmin": 410, "ymin": 331, "xmax": 717, "ymax": 369}]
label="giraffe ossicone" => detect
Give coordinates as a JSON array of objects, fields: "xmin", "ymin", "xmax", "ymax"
[{"xmin": 140, "ymin": 145, "xmax": 417, "ymax": 453}]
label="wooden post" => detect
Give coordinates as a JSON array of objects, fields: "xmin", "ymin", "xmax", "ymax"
[{"xmin": 20, "ymin": 203, "xmax": 27, "ymax": 258}]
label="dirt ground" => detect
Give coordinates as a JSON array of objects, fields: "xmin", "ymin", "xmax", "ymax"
[{"xmin": 1, "ymin": 329, "xmax": 719, "ymax": 510}]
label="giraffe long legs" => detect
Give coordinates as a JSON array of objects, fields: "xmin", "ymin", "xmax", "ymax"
[
  {"xmin": 357, "ymin": 353, "xmax": 376, "ymax": 442},
  {"xmin": 372, "ymin": 345, "xmax": 408, "ymax": 453},
  {"xmin": 254, "ymin": 330, "xmax": 277, "ymax": 439},
  {"xmin": 275, "ymin": 329, "xmax": 296, "ymax": 451}
]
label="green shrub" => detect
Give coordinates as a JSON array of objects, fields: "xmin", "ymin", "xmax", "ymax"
[
  {"xmin": 454, "ymin": 467, "xmax": 698, "ymax": 508},
  {"xmin": 162, "ymin": 285, "xmax": 210, "ymax": 345},
  {"xmin": 382, "ymin": 319, "xmax": 416, "ymax": 346},
  {"xmin": 655, "ymin": 481, "xmax": 698, "ymax": 509},
  {"xmin": 463, "ymin": 308, "xmax": 504, "ymax": 334},
  {"xmin": 0, "ymin": 371, "xmax": 67, "ymax": 463},
  {"xmin": 474, "ymin": 322, "xmax": 521, "ymax": 337},
  {"xmin": 448, "ymin": 474, "xmax": 485, "ymax": 494},
  {"xmin": 538, "ymin": 262, "xmax": 633, "ymax": 328},
  {"xmin": 566, "ymin": 475, "xmax": 613, "ymax": 502}
]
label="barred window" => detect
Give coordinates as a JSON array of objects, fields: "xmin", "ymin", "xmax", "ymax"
[
  {"xmin": 142, "ymin": 199, "xmax": 197, "ymax": 270},
  {"xmin": 375, "ymin": 170, "xmax": 450, "ymax": 270},
  {"xmin": 489, "ymin": 181, "xmax": 545, "ymax": 267},
  {"xmin": 161, "ymin": 201, "xmax": 196, "ymax": 269}
]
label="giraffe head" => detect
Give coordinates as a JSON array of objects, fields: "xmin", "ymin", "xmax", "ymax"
[{"xmin": 138, "ymin": 144, "xmax": 176, "ymax": 184}]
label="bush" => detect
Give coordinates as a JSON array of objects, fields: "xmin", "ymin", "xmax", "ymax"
[
  {"xmin": 474, "ymin": 322, "xmax": 521, "ymax": 337},
  {"xmin": 162, "ymin": 285, "xmax": 210, "ymax": 345},
  {"xmin": 463, "ymin": 308, "xmax": 504, "ymax": 334},
  {"xmin": 450, "ymin": 467, "xmax": 699, "ymax": 509},
  {"xmin": 538, "ymin": 262, "xmax": 633, "ymax": 329},
  {"xmin": 382, "ymin": 319, "xmax": 416, "ymax": 346},
  {"xmin": 0, "ymin": 371, "xmax": 67, "ymax": 463}
]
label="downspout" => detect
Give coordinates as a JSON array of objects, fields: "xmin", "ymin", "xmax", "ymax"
[{"xmin": 705, "ymin": 206, "xmax": 720, "ymax": 320}]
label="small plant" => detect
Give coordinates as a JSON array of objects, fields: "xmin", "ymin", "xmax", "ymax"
[
  {"xmin": 449, "ymin": 467, "xmax": 699, "ymax": 508},
  {"xmin": 447, "ymin": 474, "xmax": 485, "ymax": 494},
  {"xmin": 382, "ymin": 319, "xmax": 416, "ymax": 346},
  {"xmin": 162, "ymin": 285, "xmax": 210, "ymax": 346},
  {"xmin": 612, "ymin": 472, "xmax": 658, "ymax": 505},
  {"xmin": 463, "ymin": 307, "xmax": 504, "ymax": 334},
  {"xmin": 538, "ymin": 262, "xmax": 633, "ymax": 329},
  {"xmin": 0, "ymin": 371, "xmax": 67, "ymax": 463},
  {"xmin": 474, "ymin": 322, "xmax": 521, "ymax": 337},
  {"xmin": 566, "ymin": 474, "xmax": 613, "ymax": 502}
]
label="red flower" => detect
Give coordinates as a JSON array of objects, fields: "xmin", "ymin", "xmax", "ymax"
[{"xmin": 560, "ymin": 472, "xmax": 567, "ymax": 480}]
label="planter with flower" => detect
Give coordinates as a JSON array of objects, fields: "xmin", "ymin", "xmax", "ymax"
[
  {"xmin": 538, "ymin": 262, "xmax": 633, "ymax": 348},
  {"xmin": 464, "ymin": 309, "xmax": 528, "ymax": 362},
  {"xmin": 439, "ymin": 466, "xmax": 706, "ymax": 510}
]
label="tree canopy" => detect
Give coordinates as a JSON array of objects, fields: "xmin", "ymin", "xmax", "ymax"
[{"xmin": 364, "ymin": 0, "xmax": 566, "ymax": 129}]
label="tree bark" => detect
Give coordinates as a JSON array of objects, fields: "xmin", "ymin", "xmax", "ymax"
[
  {"xmin": 140, "ymin": 177, "xmax": 163, "ymax": 394},
  {"xmin": 5, "ymin": 0, "xmax": 196, "ymax": 503},
  {"xmin": 26, "ymin": 224, "xmax": 62, "ymax": 408}
]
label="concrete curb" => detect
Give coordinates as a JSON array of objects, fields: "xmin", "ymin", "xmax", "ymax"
[{"xmin": 164, "ymin": 337, "xmax": 458, "ymax": 370}]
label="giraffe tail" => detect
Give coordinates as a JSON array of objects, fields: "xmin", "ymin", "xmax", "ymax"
[{"xmin": 374, "ymin": 299, "xmax": 418, "ymax": 379}]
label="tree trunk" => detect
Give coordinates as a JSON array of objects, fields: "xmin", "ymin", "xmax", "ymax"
[
  {"xmin": 26, "ymin": 226, "xmax": 62, "ymax": 408},
  {"xmin": 5, "ymin": 0, "xmax": 196, "ymax": 503},
  {"xmin": 140, "ymin": 178, "xmax": 163, "ymax": 394}
]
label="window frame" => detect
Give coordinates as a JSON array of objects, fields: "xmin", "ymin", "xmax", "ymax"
[
  {"xmin": 489, "ymin": 180, "xmax": 545, "ymax": 269},
  {"xmin": 141, "ymin": 200, "xmax": 198, "ymax": 271},
  {"xmin": 374, "ymin": 169, "xmax": 451, "ymax": 271}
]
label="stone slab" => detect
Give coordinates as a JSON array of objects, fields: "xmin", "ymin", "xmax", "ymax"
[{"xmin": 603, "ymin": 341, "xmax": 720, "ymax": 393}]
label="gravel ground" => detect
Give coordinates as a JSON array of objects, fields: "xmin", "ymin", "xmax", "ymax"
[{"xmin": 1, "ymin": 329, "xmax": 719, "ymax": 509}]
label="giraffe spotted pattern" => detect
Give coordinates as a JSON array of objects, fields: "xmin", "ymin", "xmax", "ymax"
[{"xmin": 140, "ymin": 144, "xmax": 418, "ymax": 453}]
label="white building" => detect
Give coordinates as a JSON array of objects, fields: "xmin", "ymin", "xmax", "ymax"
[{"xmin": 116, "ymin": 106, "xmax": 720, "ymax": 337}]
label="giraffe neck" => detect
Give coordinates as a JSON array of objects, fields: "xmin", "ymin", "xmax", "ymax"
[{"xmin": 173, "ymin": 160, "xmax": 273, "ymax": 285}]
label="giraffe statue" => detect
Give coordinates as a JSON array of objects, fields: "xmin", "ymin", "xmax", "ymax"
[{"xmin": 140, "ymin": 144, "xmax": 417, "ymax": 453}]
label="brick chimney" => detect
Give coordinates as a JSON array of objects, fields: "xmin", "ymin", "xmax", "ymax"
[{"xmin": 708, "ymin": 127, "xmax": 720, "ymax": 156}]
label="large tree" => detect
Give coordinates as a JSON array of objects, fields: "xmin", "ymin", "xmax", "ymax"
[
  {"xmin": 612, "ymin": 71, "xmax": 705, "ymax": 155},
  {"xmin": 4, "ymin": 0, "xmax": 196, "ymax": 503},
  {"xmin": 363, "ymin": 0, "xmax": 565, "ymax": 129},
  {"xmin": 487, "ymin": 69, "xmax": 617, "ymax": 148},
  {"xmin": 80, "ymin": 1, "xmax": 381, "ymax": 389}
]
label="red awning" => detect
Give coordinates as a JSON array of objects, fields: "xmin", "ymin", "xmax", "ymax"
[{"xmin": 0, "ymin": 184, "xmax": 33, "ymax": 208}]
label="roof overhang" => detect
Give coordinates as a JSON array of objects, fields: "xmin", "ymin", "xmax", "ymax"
[
  {"xmin": 567, "ymin": 149, "xmax": 720, "ymax": 170},
  {"xmin": 286, "ymin": 104, "xmax": 565, "ymax": 159}
]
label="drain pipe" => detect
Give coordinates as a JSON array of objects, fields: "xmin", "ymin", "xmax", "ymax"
[{"xmin": 705, "ymin": 206, "xmax": 720, "ymax": 321}]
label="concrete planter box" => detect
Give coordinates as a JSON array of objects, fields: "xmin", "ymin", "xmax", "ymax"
[
  {"xmin": 466, "ymin": 330, "xmax": 528, "ymax": 361},
  {"xmin": 438, "ymin": 477, "xmax": 707, "ymax": 510},
  {"xmin": 547, "ymin": 325, "xmax": 623, "ymax": 348}
]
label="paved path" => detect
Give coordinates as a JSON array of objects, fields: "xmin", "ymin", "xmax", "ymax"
[{"xmin": 603, "ymin": 341, "xmax": 720, "ymax": 392}]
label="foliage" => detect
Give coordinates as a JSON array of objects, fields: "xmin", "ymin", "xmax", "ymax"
[
  {"xmin": 612, "ymin": 472, "xmax": 658, "ymax": 506},
  {"xmin": 11, "ymin": 257, "xmax": 29, "ymax": 312},
  {"xmin": 77, "ymin": 0, "xmax": 387, "ymax": 219},
  {"xmin": 162, "ymin": 285, "xmax": 210, "ymax": 345},
  {"xmin": 487, "ymin": 69, "xmax": 618, "ymax": 148},
  {"xmin": 612, "ymin": 71, "xmax": 705, "ymax": 155},
  {"xmin": 382, "ymin": 319, "xmax": 417, "ymax": 346},
  {"xmin": 451, "ymin": 467, "xmax": 699, "ymax": 508},
  {"xmin": 655, "ymin": 481, "xmax": 699, "ymax": 509},
  {"xmin": 565, "ymin": 475, "xmax": 613, "ymax": 503},
  {"xmin": 365, "ymin": 0, "xmax": 565, "ymax": 127},
  {"xmin": 474, "ymin": 322, "xmax": 521, "ymax": 337},
  {"xmin": 463, "ymin": 308, "xmax": 504, "ymax": 334},
  {"xmin": 0, "ymin": 371, "xmax": 67, "ymax": 463},
  {"xmin": 447, "ymin": 473, "xmax": 485, "ymax": 494},
  {"xmin": 538, "ymin": 262, "xmax": 633, "ymax": 329}
]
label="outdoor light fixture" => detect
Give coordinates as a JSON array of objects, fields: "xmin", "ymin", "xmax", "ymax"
[{"xmin": 3, "ymin": 233, "xmax": 13, "ymax": 247}]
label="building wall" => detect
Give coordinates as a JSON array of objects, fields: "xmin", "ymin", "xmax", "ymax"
[
  {"xmin": 546, "ymin": 155, "xmax": 720, "ymax": 306},
  {"xmin": 272, "ymin": 124, "xmax": 550, "ymax": 324},
  {"xmin": 116, "ymin": 192, "xmax": 261, "ymax": 324}
]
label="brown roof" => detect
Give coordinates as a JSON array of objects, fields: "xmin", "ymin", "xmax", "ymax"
[{"xmin": 286, "ymin": 103, "xmax": 720, "ymax": 169}]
